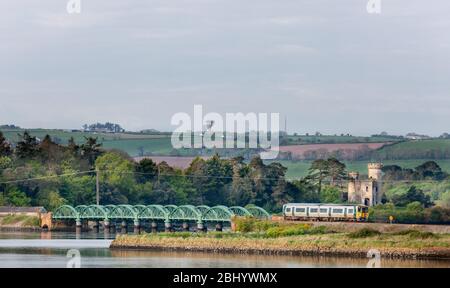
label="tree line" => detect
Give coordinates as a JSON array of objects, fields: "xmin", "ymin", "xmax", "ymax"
[
  {"xmin": 1, "ymin": 131, "xmax": 449, "ymax": 219},
  {"xmin": 0, "ymin": 131, "xmax": 327, "ymax": 212}
]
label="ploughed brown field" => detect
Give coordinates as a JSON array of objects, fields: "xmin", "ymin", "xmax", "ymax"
[
  {"xmin": 133, "ymin": 143, "xmax": 390, "ymax": 167},
  {"xmin": 279, "ymin": 142, "xmax": 389, "ymax": 158}
]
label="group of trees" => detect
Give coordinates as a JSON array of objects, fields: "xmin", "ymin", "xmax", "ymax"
[
  {"xmin": 0, "ymin": 131, "xmax": 322, "ymax": 212},
  {"xmin": 390, "ymin": 186, "xmax": 433, "ymax": 208},
  {"xmin": 82, "ymin": 122, "xmax": 125, "ymax": 133},
  {"xmin": 92, "ymin": 153, "xmax": 322, "ymax": 212},
  {"xmin": 305, "ymin": 158, "xmax": 346, "ymax": 194},
  {"xmin": 382, "ymin": 161, "xmax": 448, "ymax": 181},
  {"xmin": 369, "ymin": 202, "xmax": 450, "ymax": 224},
  {"xmin": 1, "ymin": 131, "xmax": 450, "ymax": 221},
  {"xmin": 0, "ymin": 131, "xmax": 102, "ymax": 210}
]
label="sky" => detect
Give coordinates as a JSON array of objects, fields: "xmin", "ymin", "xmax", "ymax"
[{"xmin": 0, "ymin": 0, "xmax": 449, "ymax": 136}]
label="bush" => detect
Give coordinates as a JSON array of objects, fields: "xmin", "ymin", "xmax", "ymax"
[
  {"xmin": 348, "ymin": 228, "xmax": 381, "ymax": 238},
  {"xmin": 369, "ymin": 202, "xmax": 426, "ymax": 224},
  {"xmin": 406, "ymin": 201, "xmax": 424, "ymax": 212},
  {"xmin": 424, "ymin": 206, "xmax": 450, "ymax": 223},
  {"xmin": 234, "ymin": 217, "xmax": 279, "ymax": 233},
  {"xmin": 393, "ymin": 230, "xmax": 438, "ymax": 239},
  {"xmin": 22, "ymin": 216, "xmax": 40, "ymax": 227},
  {"xmin": 1, "ymin": 214, "xmax": 40, "ymax": 227},
  {"xmin": 265, "ymin": 224, "xmax": 326, "ymax": 238},
  {"xmin": 234, "ymin": 217, "xmax": 327, "ymax": 238}
]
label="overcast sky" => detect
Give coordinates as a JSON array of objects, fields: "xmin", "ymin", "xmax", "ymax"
[{"xmin": 0, "ymin": 0, "xmax": 449, "ymax": 136}]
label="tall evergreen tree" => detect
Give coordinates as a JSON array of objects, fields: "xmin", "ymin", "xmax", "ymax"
[
  {"xmin": 0, "ymin": 131, "xmax": 12, "ymax": 156},
  {"xmin": 135, "ymin": 158, "xmax": 158, "ymax": 183},
  {"xmin": 15, "ymin": 131, "xmax": 39, "ymax": 159},
  {"xmin": 39, "ymin": 135, "xmax": 64, "ymax": 164},
  {"xmin": 80, "ymin": 137, "xmax": 102, "ymax": 167},
  {"xmin": 326, "ymin": 157, "xmax": 347, "ymax": 186},
  {"xmin": 305, "ymin": 159, "xmax": 328, "ymax": 196},
  {"xmin": 67, "ymin": 137, "xmax": 80, "ymax": 157},
  {"xmin": 230, "ymin": 157, "xmax": 254, "ymax": 206}
]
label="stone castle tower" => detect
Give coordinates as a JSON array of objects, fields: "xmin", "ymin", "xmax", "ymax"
[{"xmin": 348, "ymin": 163, "xmax": 383, "ymax": 206}]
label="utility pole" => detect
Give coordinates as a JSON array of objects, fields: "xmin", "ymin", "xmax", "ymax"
[
  {"xmin": 96, "ymin": 168, "xmax": 100, "ymax": 205},
  {"xmin": 285, "ymin": 116, "xmax": 287, "ymax": 134}
]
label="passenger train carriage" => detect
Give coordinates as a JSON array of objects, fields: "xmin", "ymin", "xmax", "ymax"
[{"xmin": 283, "ymin": 203, "xmax": 369, "ymax": 222}]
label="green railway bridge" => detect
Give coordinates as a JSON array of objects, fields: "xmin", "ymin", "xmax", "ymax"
[{"xmin": 52, "ymin": 204, "xmax": 271, "ymax": 232}]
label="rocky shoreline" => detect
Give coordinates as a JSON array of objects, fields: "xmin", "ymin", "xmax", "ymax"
[
  {"xmin": 0, "ymin": 226, "xmax": 42, "ymax": 232},
  {"xmin": 110, "ymin": 235, "xmax": 450, "ymax": 260}
]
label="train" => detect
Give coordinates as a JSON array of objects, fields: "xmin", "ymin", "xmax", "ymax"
[{"xmin": 282, "ymin": 203, "xmax": 369, "ymax": 222}]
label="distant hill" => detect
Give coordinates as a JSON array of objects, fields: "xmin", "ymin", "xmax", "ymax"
[
  {"xmin": 374, "ymin": 139, "xmax": 450, "ymax": 160},
  {"xmin": 0, "ymin": 124, "xmax": 20, "ymax": 129},
  {"xmin": 1, "ymin": 128, "xmax": 450, "ymax": 160}
]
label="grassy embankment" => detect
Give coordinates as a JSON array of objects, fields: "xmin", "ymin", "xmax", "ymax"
[
  {"xmin": 111, "ymin": 219, "xmax": 450, "ymax": 259},
  {"xmin": 0, "ymin": 214, "xmax": 40, "ymax": 227}
]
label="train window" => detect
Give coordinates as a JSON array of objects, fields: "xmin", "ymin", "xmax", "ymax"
[
  {"xmin": 319, "ymin": 208, "xmax": 327, "ymax": 213},
  {"xmin": 286, "ymin": 208, "xmax": 291, "ymax": 213},
  {"xmin": 295, "ymin": 208, "xmax": 305, "ymax": 213},
  {"xmin": 348, "ymin": 209, "xmax": 354, "ymax": 214},
  {"xmin": 332, "ymin": 208, "xmax": 343, "ymax": 213},
  {"xmin": 310, "ymin": 208, "xmax": 318, "ymax": 213}
]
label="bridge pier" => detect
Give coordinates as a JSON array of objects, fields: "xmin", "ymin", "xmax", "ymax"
[
  {"xmin": 121, "ymin": 221, "xmax": 128, "ymax": 234},
  {"xmin": 103, "ymin": 228, "xmax": 110, "ymax": 239},
  {"xmin": 151, "ymin": 221, "xmax": 158, "ymax": 233},
  {"xmin": 182, "ymin": 222, "xmax": 190, "ymax": 232},
  {"xmin": 215, "ymin": 222, "xmax": 223, "ymax": 232},
  {"xmin": 93, "ymin": 221, "xmax": 100, "ymax": 233},
  {"xmin": 134, "ymin": 220, "xmax": 141, "ymax": 234},
  {"xmin": 197, "ymin": 222, "xmax": 205, "ymax": 232},
  {"xmin": 109, "ymin": 222, "xmax": 116, "ymax": 233},
  {"xmin": 164, "ymin": 221, "xmax": 172, "ymax": 232},
  {"xmin": 75, "ymin": 220, "xmax": 82, "ymax": 234},
  {"xmin": 103, "ymin": 220, "xmax": 110, "ymax": 231}
]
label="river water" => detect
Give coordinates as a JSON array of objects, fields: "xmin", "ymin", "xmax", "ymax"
[{"xmin": 0, "ymin": 231, "xmax": 449, "ymax": 268}]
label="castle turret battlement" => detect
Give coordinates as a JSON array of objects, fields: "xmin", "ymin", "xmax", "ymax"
[
  {"xmin": 368, "ymin": 163, "xmax": 383, "ymax": 169},
  {"xmin": 348, "ymin": 163, "xmax": 383, "ymax": 206}
]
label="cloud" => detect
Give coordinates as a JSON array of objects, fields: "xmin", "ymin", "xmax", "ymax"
[
  {"xmin": 268, "ymin": 16, "xmax": 326, "ymax": 26},
  {"xmin": 0, "ymin": 0, "xmax": 450, "ymax": 136},
  {"xmin": 270, "ymin": 44, "xmax": 318, "ymax": 55}
]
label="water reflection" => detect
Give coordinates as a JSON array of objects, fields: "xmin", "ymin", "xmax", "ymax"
[{"xmin": 0, "ymin": 231, "xmax": 449, "ymax": 268}]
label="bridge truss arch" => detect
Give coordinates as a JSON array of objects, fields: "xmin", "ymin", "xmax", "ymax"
[
  {"xmin": 53, "ymin": 205, "xmax": 79, "ymax": 220},
  {"xmin": 170, "ymin": 205, "xmax": 202, "ymax": 222},
  {"xmin": 245, "ymin": 205, "xmax": 271, "ymax": 220},
  {"xmin": 52, "ymin": 204, "xmax": 271, "ymax": 224}
]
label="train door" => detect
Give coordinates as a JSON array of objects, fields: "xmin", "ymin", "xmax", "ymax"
[
  {"xmin": 284, "ymin": 206, "xmax": 293, "ymax": 219},
  {"xmin": 347, "ymin": 206, "xmax": 355, "ymax": 220}
]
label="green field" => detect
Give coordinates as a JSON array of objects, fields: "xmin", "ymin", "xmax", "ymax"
[
  {"xmin": 269, "ymin": 159, "xmax": 450, "ymax": 179},
  {"xmin": 1, "ymin": 128, "xmax": 174, "ymax": 156},
  {"xmin": 3, "ymin": 129, "xmax": 450, "ymax": 162},
  {"xmin": 375, "ymin": 139, "xmax": 450, "ymax": 159},
  {"xmin": 284, "ymin": 134, "xmax": 401, "ymax": 145},
  {"xmin": 102, "ymin": 138, "xmax": 174, "ymax": 156}
]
